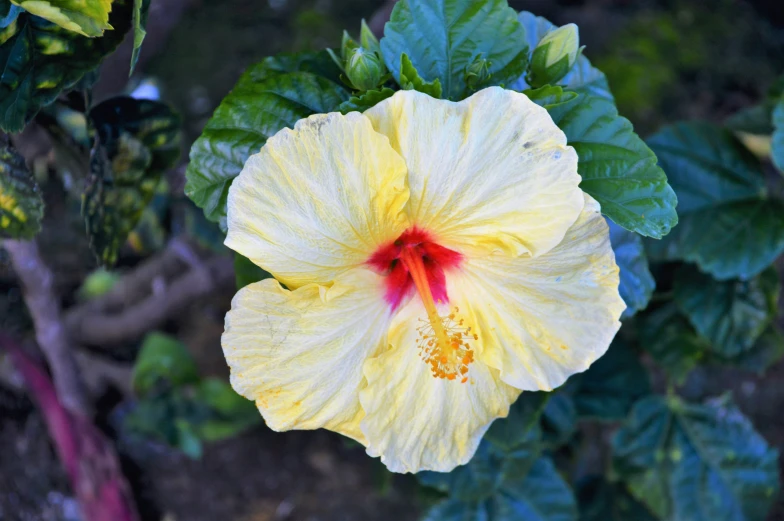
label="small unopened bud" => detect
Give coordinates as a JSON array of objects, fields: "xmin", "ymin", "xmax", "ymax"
[
  {"xmin": 345, "ymin": 47, "xmax": 385, "ymax": 91},
  {"xmin": 529, "ymin": 23, "xmax": 581, "ymax": 87}
]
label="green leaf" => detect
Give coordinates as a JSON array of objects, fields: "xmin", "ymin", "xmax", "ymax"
[
  {"xmin": 608, "ymin": 220, "xmax": 655, "ymax": 317},
  {"xmin": 577, "ymin": 476, "xmax": 657, "ymax": 521},
  {"xmin": 523, "ymin": 85, "xmax": 578, "ymax": 110},
  {"xmin": 175, "ymin": 418, "xmax": 203, "ymax": 459},
  {"xmin": 11, "ymin": 0, "xmax": 113, "ymax": 37},
  {"xmin": 421, "ymin": 456, "xmax": 577, "ymax": 521},
  {"xmin": 719, "ymin": 327, "xmax": 784, "ymax": 375},
  {"xmin": 0, "ymin": 0, "xmax": 133, "ymax": 133},
  {"xmin": 725, "ymin": 104, "xmax": 774, "ymax": 135},
  {"xmin": 570, "ymin": 340, "xmax": 650, "ymax": 421},
  {"xmin": 419, "ymin": 392, "xmax": 548, "ymax": 500},
  {"xmin": 132, "ymin": 332, "xmax": 200, "ymax": 396},
  {"xmin": 398, "ymin": 53, "xmax": 442, "ymax": 98},
  {"xmin": 234, "ymin": 252, "xmax": 270, "ymax": 290},
  {"xmin": 338, "ymin": 87, "xmax": 395, "ymax": 114},
  {"xmin": 84, "ymin": 97, "xmax": 181, "ymax": 265},
  {"xmin": 546, "ymin": 93, "xmax": 678, "ymax": 239},
  {"xmin": 422, "ymin": 500, "xmax": 489, "ymax": 521},
  {"xmin": 129, "ymin": 0, "xmax": 150, "ymax": 75},
  {"xmin": 612, "ymin": 395, "xmax": 780, "ymax": 521},
  {"xmin": 513, "ymin": 12, "xmax": 612, "ymax": 101},
  {"xmin": 647, "ymin": 122, "xmax": 784, "ymax": 280},
  {"xmin": 246, "ymin": 50, "xmax": 344, "ymax": 85},
  {"xmin": 483, "ymin": 391, "xmax": 549, "ymax": 451},
  {"xmin": 492, "ymin": 457, "xmax": 577, "ymax": 521},
  {"xmin": 648, "ymin": 123, "xmax": 766, "ymax": 214},
  {"xmin": 674, "ymin": 265, "xmax": 779, "ymax": 357},
  {"xmin": 0, "ymin": 142, "xmax": 43, "ymax": 238},
  {"xmin": 194, "ymin": 378, "xmax": 260, "ymax": 441},
  {"xmin": 646, "ymin": 199, "xmax": 784, "ymax": 280},
  {"xmin": 184, "ymin": 71, "xmax": 349, "ymax": 227},
  {"xmin": 380, "ymin": 0, "xmax": 529, "ymax": 100},
  {"xmin": 540, "ymin": 392, "xmax": 576, "ymax": 447},
  {"xmin": 637, "ymin": 303, "xmax": 707, "ymax": 384},
  {"xmin": 773, "ymin": 95, "xmax": 784, "ymax": 172}
]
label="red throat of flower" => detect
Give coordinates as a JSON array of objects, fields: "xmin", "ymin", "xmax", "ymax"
[{"xmin": 368, "ymin": 228, "xmax": 475, "ymax": 382}]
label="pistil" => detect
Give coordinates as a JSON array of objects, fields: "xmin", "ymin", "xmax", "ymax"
[{"xmin": 400, "ymin": 247, "xmax": 475, "ymax": 382}]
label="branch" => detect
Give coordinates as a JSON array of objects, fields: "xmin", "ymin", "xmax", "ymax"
[
  {"xmin": 76, "ymin": 238, "xmax": 195, "ymax": 315},
  {"xmin": 0, "ymin": 335, "xmax": 140, "ymax": 521},
  {"xmin": 4, "ymin": 239, "xmax": 89, "ymax": 415},
  {"xmin": 66, "ymin": 253, "xmax": 234, "ymax": 346}
]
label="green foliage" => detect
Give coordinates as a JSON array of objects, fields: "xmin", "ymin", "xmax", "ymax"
[
  {"xmin": 0, "ymin": 142, "xmax": 43, "ymax": 239},
  {"xmin": 569, "ymin": 340, "xmax": 650, "ymax": 421},
  {"xmin": 234, "ymin": 253, "xmax": 270, "ymax": 290},
  {"xmin": 398, "ymin": 54, "xmax": 442, "ymax": 98},
  {"xmin": 523, "ymin": 85, "xmax": 578, "ymax": 110},
  {"xmin": 726, "ymin": 327, "xmax": 784, "ymax": 376},
  {"xmin": 546, "ymin": 93, "xmax": 678, "ymax": 239},
  {"xmin": 540, "ymin": 393, "xmax": 576, "ymax": 448},
  {"xmin": 0, "ymin": 0, "xmax": 133, "ymax": 133},
  {"xmin": 184, "ymin": 58, "xmax": 349, "ymax": 228},
  {"xmin": 338, "ymin": 87, "xmax": 395, "ymax": 114},
  {"xmin": 10, "ymin": 0, "xmax": 113, "ymax": 37},
  {"xmin": 637, "ymin": 304, "xmax": 707, "ymax": 384},
  {"xmin": 514, "ymin": 13, "xmax": 612, "ymax": 101},
  {"xmin": 612, "ymin": 395, "xmax": 780, "ymax": 521},
  {"xmin": 380, "ymin": 0, "xmax": 529, "ymax": 100},
  {"xmin": 419, "ymin": 393, "xmax": 577, "ymax": 521},
  {"xmin": 648, "ymin": 122, "xmax": 784, "ymax": 279},
  {"xmin": 83, "ymin": 96, "xmax": 181, "ymax": 265},
  {"xmin": 577, "ymin": 476, "xmax": 656, "ymax": 521},
  {"xmin": 132, "ymin": 332, "xmax": 199, "ymax": 395},
  {"xmin": 608, "ymin": 220, "xmax": 655, "ymax": 317},
  {"xmin": 126, "ymin": 332, "xmax": 260, "ymax": 458},
  {"xmin": 674, "ymin": 266, "xmax": 779, "ymax": 357},
  {"xmin": 773, "ymin": 95, "xmax": 784, "ymax": 172},
  {"xmin": 130, "ymin": 0, "xmax": 150, "ymax": 75}
]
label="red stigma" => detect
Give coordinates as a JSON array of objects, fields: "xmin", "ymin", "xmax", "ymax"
[{"xmin": 367, "ymin": 227, "xmax": 462, "ymax": 310}]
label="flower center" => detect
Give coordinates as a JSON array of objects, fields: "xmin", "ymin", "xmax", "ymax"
[{"xmin": 368, "ymin": 228, "xmax": 475, "ymax": 382}]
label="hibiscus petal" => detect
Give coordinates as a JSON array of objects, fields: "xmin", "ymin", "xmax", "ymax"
[
  {"xmin": 364, "ymin": 87, "xmax": 583, "ymax": 259},
  {"xmin": 223, "ymin": 268, "xmax": 392, "ymax": 442},
  {"xmin": 359, "ymin": 298, "xmax": 521, "ymax": 473},
  {"xmin": 449, "ymin": 194, "xmax": 625, "ymax": 391},
  {"xmin": 226, "ymin": 112, "xmax": 410, "ymax": 289}
]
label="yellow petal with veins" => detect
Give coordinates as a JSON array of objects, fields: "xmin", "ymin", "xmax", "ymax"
[
  {"xmin": 226, "ymin": 112, "xmax": 410, "ymax": 289},
  {"xmin": 448, "ymin": 194, "xmax": 625, "ymax": 391},
  {"xmin": 364, "ymin": 87, "xmax": 583, "ymax": 259},
  {"xmin": 222, "ymin": 267, "xmax": 392, "ymax": 443},
  {"xmin": 359, "ymin": 297, "xmax": 520, "ymax": 473}
]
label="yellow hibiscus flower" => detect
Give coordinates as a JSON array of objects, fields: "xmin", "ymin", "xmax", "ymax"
[{"xmin": 222, "ymin": 87, "xmax": 625, "ymax": 473}]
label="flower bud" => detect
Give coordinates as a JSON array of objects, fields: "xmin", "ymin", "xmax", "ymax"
[
  {"xmin": 529, "ymin": 23, "xmax": 580, "ymax": 87},
  {"xmin": 345, "ymin": 47, "xmax": 385, "ymax": 91}
]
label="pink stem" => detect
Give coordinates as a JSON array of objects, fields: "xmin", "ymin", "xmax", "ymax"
[{"xmin": 1, "ymin": 335, "xmax": 140, "ymax": 521}]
